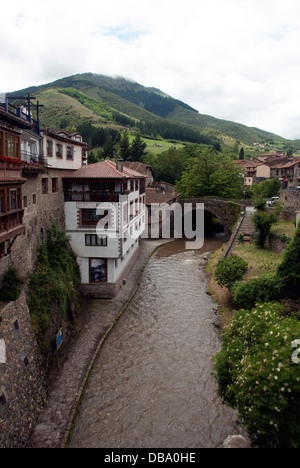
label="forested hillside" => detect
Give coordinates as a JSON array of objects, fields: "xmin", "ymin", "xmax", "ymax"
[{"xmin": 7, "ymin": 72, "xmax": 296, "ymax": 148}]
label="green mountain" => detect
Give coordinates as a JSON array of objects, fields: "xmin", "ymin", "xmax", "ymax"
[{"xmin": 7, "ymin": 72, "xmax": 298, "ymax": 149}]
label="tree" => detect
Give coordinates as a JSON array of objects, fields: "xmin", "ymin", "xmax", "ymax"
[
  {"xmin": 253, "ymin": 210, "xmax": 278, "ymax": 248},
  {"xmin": 130, "ymin": 133, "xmax": 147, "ymax": 161},
  {"xmin": 239, "ymin": 147, "xmax": 245, "ymax": 160},
  {"xmin": 176, "ymin": 147, "xmax": 244, "ymax": 198},
  {"xmin": 119, "ymin": 131, "xmax": 131, "ymax": 161},
  {"xmin": 252, "ymin": 179, "xmax": 280, "ymax": 199}
]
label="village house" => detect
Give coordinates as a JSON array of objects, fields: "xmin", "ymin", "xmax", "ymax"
[
  {"xmin": 0, "ymin": 106, "xmax": 30, "ymax": 259},
  {"xmin": 124, "ymin": 161, "xmax": 154, "ymax": 187},
  {"xmin": 0, "ymin": 97, "xmax": 88, "ymax": 277},
  {"xmin": 270, "ymin": 158, "xmax": 300, "ymax": 188},
  {"xmin": 62, "ymin": 159, "xmax": 147, "ymax": 298},
  {"xmin": 41, "ymin": 128, "xmax": 87, "ymax": 170},
  {"xmin": 236, "ymin": 159, "xmax": 268, "ymax": 186}
]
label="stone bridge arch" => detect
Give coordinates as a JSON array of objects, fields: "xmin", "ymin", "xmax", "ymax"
[{"xmin": 180, "ymin": 197, "xmax": 242, "ymax": 239}]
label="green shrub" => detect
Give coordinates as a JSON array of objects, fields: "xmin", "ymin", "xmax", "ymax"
[
  {"xmin": 232, "ymin": 273, "xmax": 281, "ymax": 309},
  {"xmin": 212, "ymin": 302, "xmax": 300, "ymax": 448},
  {"xmin": 214, "ymin": 254, "xmax": 248, "ymax": 291},
  {"xmin": 277, "ymin": 225, "xmax": 300, "ymax": 299},
  {"xmin": 27, "ymin": 223, "xmax": 81, "ymax": 371},
  {"xmin": 253, "ymin": 210, "xmax": 279, "ymax": 248},
  {"xmin": 0, "ymin": 267, "xmax": 24, "ymax": 302}
]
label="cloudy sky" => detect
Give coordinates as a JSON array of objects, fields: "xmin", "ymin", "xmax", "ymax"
[{"xmin": 2, "ymin": 0, "xmax": 300, "ymax": 139}]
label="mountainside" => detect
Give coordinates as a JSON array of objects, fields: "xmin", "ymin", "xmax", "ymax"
[{"xmin": 7, "ymin": 72, "xmax": 297, "ymax": 148}]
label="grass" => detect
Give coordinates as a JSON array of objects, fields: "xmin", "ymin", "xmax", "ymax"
[
  {"xmin": 206, "ymin": 219, "xmax": 295, "ymax": 326},
  {"xmin": 128, "ymin": 134, "xmax": 185, "ymax": 155},
  {"xmin": 271, "ymin": 219, "xmax": 296, "ymax": 239}
]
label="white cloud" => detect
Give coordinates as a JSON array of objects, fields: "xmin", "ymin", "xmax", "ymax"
[{"xmin": 2, "ymin": 0, "xmax": 300, "ymax": 138}]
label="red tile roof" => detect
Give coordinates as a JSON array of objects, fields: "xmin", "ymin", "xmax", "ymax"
[
  {"xmin": 145, "ymin": 188, "xmax": 181, "ymax": 205},
  {"xmin": 0, "ymin": 177, "xmax": 27, "ymax": 185},
  {"xmin": 124, "ymin": 161, "xmax": 154, "ymax": 175},
  {"xmin": 62, "ymin": 159, "xmax": 147, "ymax": 180}
]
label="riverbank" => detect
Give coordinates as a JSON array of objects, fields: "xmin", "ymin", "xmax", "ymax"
[
  {"xmin": 206, "ymin": 220, "xmax": 294, "ymax": 327},
  {"xmin": 27, "ymin": 239, "xmax": 170, "ymax": 448}
]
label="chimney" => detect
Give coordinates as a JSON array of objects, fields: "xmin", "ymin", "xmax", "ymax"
[{"xmin": 116, "ymin": 159, "xmax": 124, "ymax": 172}]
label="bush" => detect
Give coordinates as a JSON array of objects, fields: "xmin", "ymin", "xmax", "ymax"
[
  {"xmin": 27, "ymin": 223, "xmax": 81, "ymax": 371},
  {"xmin": 214, "ymin": 255, "xmax": 248, "ymax": 291},
  {"xmin": 212, "ymin": 302, "xmax": 300, "ymax": 448},
  {"xmin": 0, "ymin": 267, "xmax": 24, "ymax": 302},
  {"xmin": 253, "ymin": 210, "xmax": 279, "ymax": 248},
  {"xmin": 232, "ymin": 273, "xmax": 282, "ymax": 309},
  {"xmin": 277, "ymin": 225, "xmax": 300, "ymax": 299}
]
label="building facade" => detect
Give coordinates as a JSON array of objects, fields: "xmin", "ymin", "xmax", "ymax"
[
  {"xmin": 63, "ymin": 159, "xmax": 147, "ymax": 298},
  {"xmin": 41, "ymin": 128, "xmax": 87, "ymax": 170}
]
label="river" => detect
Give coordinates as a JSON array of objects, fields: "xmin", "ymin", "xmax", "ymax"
[{"xmin": 69, "ymin": 236, "xmax": 245, "ymax": 448}]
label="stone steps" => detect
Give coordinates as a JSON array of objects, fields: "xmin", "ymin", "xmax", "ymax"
[{"xmin": 230, "ymin": 212, "xmax": 255, "ymax": 252}]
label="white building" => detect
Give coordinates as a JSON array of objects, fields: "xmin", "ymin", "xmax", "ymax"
[
  {"xmin": 63, "ymin": 159, "xmax": 147, "ymax": 298},
  {"xmin": 41, "ymin": 128, "xmax": 88, "ymax": 170}
]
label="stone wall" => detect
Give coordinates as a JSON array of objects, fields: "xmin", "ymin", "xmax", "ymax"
[
  {"xmin": 0, "ymin": 289, "xmax": 47, "ymax": 448},
  {"xmin": 0, "ymin": 168, "xmax": 66, "ymax": 285},
  {"xmin": 0, "ymin": 167, "xmax": 67, "ymax": 447},
  {"xmin": 279, "ymin": 189, "xmax": 300, "ymax": 220}
]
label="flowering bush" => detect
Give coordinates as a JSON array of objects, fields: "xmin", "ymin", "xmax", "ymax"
[{"xmin": 212, "ymin": 302, "xmax": 300, "ymax": 447}]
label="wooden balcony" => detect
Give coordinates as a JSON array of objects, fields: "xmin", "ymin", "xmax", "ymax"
[
  {"xmin": 0, "ymin": 210, "xmax": 25, "ymax": 243},
  {"xmin": 64, "ymin": 191, "xmax": 126, "ymax": 203}
]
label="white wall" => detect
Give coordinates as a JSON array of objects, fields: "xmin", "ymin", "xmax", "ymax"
[
  {"xmin": 64, "ymin": 188, "xmax": 146, "ymax": 285},
  {"xmin": 42, "ymin": 135, "xmax": 83, "ymax": 170}
]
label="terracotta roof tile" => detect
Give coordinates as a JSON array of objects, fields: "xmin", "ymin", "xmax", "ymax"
[
  {"xmin": 0, "ymin": 177, "xmax": 27, "ymax": 184},
  {"xmin": 62, "ymin": 159, "xmax": 147, "ymax": 180},
  {"xmin": 145, "ymin": 188, "xmax": 181, "ymax": 205}
]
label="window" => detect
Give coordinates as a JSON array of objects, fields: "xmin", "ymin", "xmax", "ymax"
[
  {"xmin": 0, "ymin": 190, "xmax": 5, "ymax": 213},
  {"xmin": 47, "ymin": 140, "xmax": 53, "ymax": 157},
  {"xmin": 85, "ymin": 234, "xmax": 108, "ymax": 246},
  {"xmin": 52, "ymin": 178, "xmax": 58, "ymax": 193},
  {"xmin": 9, "ymin": 189, "xmax": 18, "ymax": 211},
  {"xmin": 4, "ymin": 133, "xmax": 20, "ymax": 159},
  {"xmin": 56, "ymin": 143, "xmax": 63, "ymax": 158},
  {"xmin": 80, "ymin": 209, "xmax": 108, "ymax": 227},
  {"xmin": 0, "ymin": 130, "xmax": 21, "ymax": 160},
  {"xmin": 66, "ymin": 146, "xmax": 74, "ymax": 160},
  {"xmin": 42, "ymin": 178, "xmax": 48, "ymax": 194},
  {"xmin": 33, "ymin": 194, "xmax": 37, "ymax": 205},
  {"xmin": 89, "ymin": 258, "xmax": 107, "ymax": 283},
  {"xmin": 23, "ymin": 196, "xmax": 28, "ymax": 208}
]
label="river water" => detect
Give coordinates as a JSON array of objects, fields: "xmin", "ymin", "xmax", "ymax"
[{"xmin": 69, "ymin": 236, "xmax": 243, "ymax": 448}]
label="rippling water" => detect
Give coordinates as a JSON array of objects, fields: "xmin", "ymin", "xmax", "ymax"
[{"xmin": 69, "ymin": 237, "xmax": 241, "ymax": 448}]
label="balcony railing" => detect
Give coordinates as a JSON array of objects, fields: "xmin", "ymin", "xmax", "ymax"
[
  {"xmin": 0, "ymin": 210, "xmax": 24, "ymax": 234},
  {"xmin": 64, "ymin": 191, "xmax": 128, "ymax": 203},
  {"xmin": 21, "ymin": 150, "xmax": 47, "ymax": 167}
]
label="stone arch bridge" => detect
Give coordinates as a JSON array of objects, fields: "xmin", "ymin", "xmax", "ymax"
[{"xmin": 179, "ymin": 197, "xmax": 242, "ymax": 239}]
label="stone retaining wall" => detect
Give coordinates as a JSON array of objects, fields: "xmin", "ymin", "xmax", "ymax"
[{"xmin": 0, "ymin": 290, "xmax": 47, "ymax": 448}]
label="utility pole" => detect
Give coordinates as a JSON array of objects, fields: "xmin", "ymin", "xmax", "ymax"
[{"xmin": 7, "ymin": 93, "xmax": 37, "ymax": 122}]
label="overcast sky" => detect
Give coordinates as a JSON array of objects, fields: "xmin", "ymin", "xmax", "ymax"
[{"xmin": 2, "ymin": 0, "xmax": 300, "ymax": 139}]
